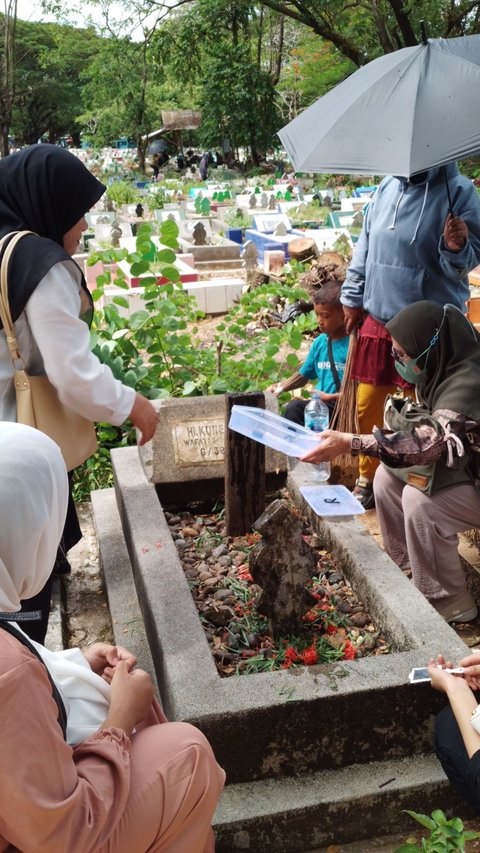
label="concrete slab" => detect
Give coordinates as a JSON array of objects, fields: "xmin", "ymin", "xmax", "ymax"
[
  {"xmin": 213, "ymin": 754, "xmax": 471, "ymax": 852},
  {"xmin": 91, "ymin": 488, "xmax": 159, "ymax": 694}
]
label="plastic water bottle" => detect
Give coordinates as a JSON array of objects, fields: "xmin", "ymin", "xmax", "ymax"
[{"xmin": 304, "ymin": 392, "xmax": 330, "ymax": 482}]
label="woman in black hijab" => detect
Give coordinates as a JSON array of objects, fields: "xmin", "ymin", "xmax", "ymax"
[
  {"xmin": 0, "ymin": 145, "xmax": 158, "ymax": 642},
  {"xmin": 301, "ymin": 300, "xmax": 480, "ymax": 624}
]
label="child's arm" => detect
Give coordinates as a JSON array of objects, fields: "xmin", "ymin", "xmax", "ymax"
[
  {"xmin": 266, "ymin": 373, "xmax": 308, "ymax": 396},
  {"xmin": 320, "ymin": 391, "xmax": 341, "ymax": 403}
]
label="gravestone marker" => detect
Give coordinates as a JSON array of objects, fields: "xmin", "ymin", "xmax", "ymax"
[
  {"xmin": 225, "ymin": 392, "xmax": 266, "ymax": 536},
  {"xmin": 260, "ymin": 192, "xmax": 268, "ymax": 208},
  {"xmin": 249, "ymin": 499, "xmax": 315, "ymax": 636},
  {"xmin": 268, "ymin": 195, "xmax": 277, "ymax": 211},
  {"xmin": 192, "ymin": 222, "xmax": 207, "ymax": 246},
  {"xmin": 242, "ymin": 240, "xmax": 258, "ymax": 286},
  {"xmin": 249, "ymin": 193, "xmax": 257, "ymax": 209}
]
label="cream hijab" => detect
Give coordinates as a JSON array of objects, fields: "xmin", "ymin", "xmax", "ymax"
[
  {"xmin": 0, "ymin": 422, "xmax": 112, "ymax": 746},
  {"xmin": 0, "ymin": 422, "xmax": 67, "ymax": 612}
]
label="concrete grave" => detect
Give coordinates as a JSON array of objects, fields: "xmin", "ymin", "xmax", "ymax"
[
  {"xmin": 138, "ymin": 394, "xmax": 286, "ymax": 503},
  {"xmin": 101, "ymin": 447, "xmax": 474, "ymax": 851}
]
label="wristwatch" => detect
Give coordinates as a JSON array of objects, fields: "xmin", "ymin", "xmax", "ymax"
[{"xmin": 350, "ymin": 435, "xmax": 362, "ymax": 455}]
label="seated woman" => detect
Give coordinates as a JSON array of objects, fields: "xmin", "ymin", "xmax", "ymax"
[
  {"xmin": 0, "ymin": 422, "xmax": 225, "ymax": 852},
  {"xmin": 301, "ymin": 300, "xmax": 480, "ymax": 624},
  {"xmin": 429, "ymin": 652, "xmax": 480, "ymax": 814}
]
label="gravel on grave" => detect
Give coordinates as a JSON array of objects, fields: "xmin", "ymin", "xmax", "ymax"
[{"xmin": 165, "ymin": 490, "xmax": 390, "ymax": 677}]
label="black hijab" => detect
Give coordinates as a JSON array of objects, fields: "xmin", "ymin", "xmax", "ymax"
[
  {"xmin": 0, "ymin": 144, "xmax": 106, "ymax": 321},
  {"xmin": 386, "ymin": 300, "xmax": 480, "ymax": 420}
]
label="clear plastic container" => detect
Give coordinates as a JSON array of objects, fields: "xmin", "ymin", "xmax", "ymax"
[{"xmin": 228, "ymin": 405, "xmax": 322, "ymax": 457}]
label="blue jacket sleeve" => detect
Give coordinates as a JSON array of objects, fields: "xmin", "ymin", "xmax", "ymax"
[{"xmin": 341, "ymin": 197, "xmax": 375, "ymax": 309}]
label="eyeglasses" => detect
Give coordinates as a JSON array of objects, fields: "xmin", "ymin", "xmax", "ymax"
[{"xmin": 391, "ymin": 347, "xmax": 409, "ymax": 364}]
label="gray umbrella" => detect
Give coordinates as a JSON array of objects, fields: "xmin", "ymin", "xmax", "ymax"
[
  {"xmin": 278, "ymin": 34, "xmax": 480, "ymax": 181},
  {"xmin": 148, "ymin": 139, "xmax": 168, "ymax": 155}
]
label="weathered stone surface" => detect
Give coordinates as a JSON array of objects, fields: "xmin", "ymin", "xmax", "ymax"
[{"xmin": 250, "ymin": 500, "xmax": 315, "ymax": 636}]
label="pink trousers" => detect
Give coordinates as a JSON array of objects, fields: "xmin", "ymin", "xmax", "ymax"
[
  {"xmin": 374, "ymin": 464, "xmax": 480, "ymax": 604},
  {"xmin": 101, "ymin": 701, "xmax": 225, "ymax": 853}
]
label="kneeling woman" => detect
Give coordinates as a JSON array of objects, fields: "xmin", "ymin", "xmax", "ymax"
[{"xmin": 301, "ymin": 300, "xmax": 480, "ymax": 624}]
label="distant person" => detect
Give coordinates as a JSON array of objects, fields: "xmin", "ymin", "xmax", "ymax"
[
  {"xmin": 267, "ymin": 280, "xmax": 349, "ymax": 422},
  {"xmin": 341, "ymin": 164, "xmax": 480, "ymax": 509},
  {"xmin": 199, "ymin": 153, "xmax": 209, "ymax": 181}
]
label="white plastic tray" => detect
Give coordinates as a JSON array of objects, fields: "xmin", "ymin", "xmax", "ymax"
[
  {"xmin": 300, "ymin": 485, "xmax": 365, "ymax": 516},
  {"xmin": 228, "ymin": 405, "xmax": 321, "ymax": 457}
]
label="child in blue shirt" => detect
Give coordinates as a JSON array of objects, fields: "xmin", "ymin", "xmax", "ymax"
[{"xmin": 267, "ymin": 280, "xmax": 349, "ymax": 425}]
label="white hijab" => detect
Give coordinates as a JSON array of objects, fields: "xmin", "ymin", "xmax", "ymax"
[
  {"xmin": 0, "ymin": 423, "xmax": 111, "ymax": 746},
  {"xmin": 0, "ymin": 422, "xmax": 67, "ymax": 611}
]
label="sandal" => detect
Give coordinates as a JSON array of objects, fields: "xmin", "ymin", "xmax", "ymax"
[{"xmin": 352, "ymin": 480, "xmax": 375, "ymax": 510}]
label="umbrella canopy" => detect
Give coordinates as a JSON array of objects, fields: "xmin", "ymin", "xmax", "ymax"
[
  {"xmin": 278, "ymin": 35, "xmax": 480, "ymax": 178},
  {"xmin": 148, "ymin": 139, "xmax": 169, "ymax": 155}
]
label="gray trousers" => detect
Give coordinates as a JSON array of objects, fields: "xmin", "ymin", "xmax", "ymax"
[{"xmin": 373, "ymin": 464, "xmax": 480, "ymax": 604}]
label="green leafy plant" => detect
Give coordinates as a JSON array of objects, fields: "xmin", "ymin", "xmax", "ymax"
[
  {"xmin": 146, "ymin": 187, "xmax": 167, "ymax": 211},
  {"xmin": 394, "ymin": 809, "xmax": 480, "ymax": 852},
  {"xmin": 105, "ymin": 180, "xmax": 142, "ymax": 207}
]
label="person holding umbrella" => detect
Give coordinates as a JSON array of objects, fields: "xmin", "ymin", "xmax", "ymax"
[
  {"xmin": 340, "ymin": 164, "xmax": 480, "ymax": 508},
  {"xmin": 300, "ymin": 300, "xmax": 480, "ymax": 624},
  {"xmin": 278, "ymin": 33, "xmax": 480, "ymax": 509}
]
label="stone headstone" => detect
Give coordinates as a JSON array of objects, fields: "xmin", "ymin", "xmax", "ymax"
[
  {"xmin": 274, "ymin": 221, "xmax": 287, "ymax": 236},
  {"xmin": 260, "ymin": 192, "xmax": 268, "ymax": 209},
  {"xmin": 192, "ymin": 222, "xmax": 207, "ymax": 246},
  {"xmin": 297, "ymin": 186, "xmax": 305, "ymax": 201},
  {"xmin": 352, "ymin": 210, "xmax": 364, "ymax": 229},
  {"xmin": 138, "ymin": 395, "xmax": 286, "ymax": 502},
  {"xmin": 105, "ymin": 197, "xmax": 114, "ymax": 212},
  {"xmin": 110, "ymin": 222, "xmax": 122, "ymax": 247},
  {"xmin": 323, "ymin": 194, "xmax": 332, "ymax": 208},
  {"xmin": 242, "ymin": 240, "xmax": 258, "ymax": 285},
  {"xmin": 249, "ymin": 193, "xmax": 257, "ymax": 209},
  {"xmin": 135, "ymin": 203, "xmax": 144, "ymax": 218},
  {"xmin": 268, "ymin": 195, "xmax": 277, "ymax": 211},
  {"xmin": 249, "ymin": 499, "xmax": 315, "ymax": 637}
]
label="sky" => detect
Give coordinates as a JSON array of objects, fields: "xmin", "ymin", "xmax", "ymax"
[{"xmin": 14, "ymin": 0, "xmax": 154, "ymax": 39}]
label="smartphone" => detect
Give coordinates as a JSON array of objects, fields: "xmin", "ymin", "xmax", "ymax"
[{"xmin": 409, "ymin": 666, "xmax": 464, "ymax": 684}]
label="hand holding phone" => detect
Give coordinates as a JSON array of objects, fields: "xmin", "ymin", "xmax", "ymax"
[{"xmin": 409, "ymin": 665, "xmax": 464, "ymax": 684}]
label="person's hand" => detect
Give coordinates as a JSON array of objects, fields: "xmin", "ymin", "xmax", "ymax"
[
  {"xmin": 343, "ymin": 306, "xmax": 363, "ymax": 334},
  {"xmin": 104, "ymin": 660, "xmax": 155, "ymax": 735},
  {"xmin": 458, "ymin": 651, "xmax": 480, "ymax": 691},
  {"xmin": 444, "ymin": 213, "xmax": 468, "ymax": 252},
  {"xmin": 428, "ymin": 655, "xmax": 470, "ymax": 694},
  {"xmin": 300, "ymin": 430, "xmax": 352, "ymax": 464},
  {"xmin": 82, "ymin": 643, "xmax": 137, "ymax": 683},
  {"xmin": 266, "ymin": 382, "xmax": 282, "ymax": 396},
  {"xmin": 129, "ymin": 393, "xmax": 158, "ymax": 445}
]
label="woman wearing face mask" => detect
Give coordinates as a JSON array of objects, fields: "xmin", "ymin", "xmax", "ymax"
[
  {"xmin": 0, "ymin": 423, "xmax": 225, "ymax": 853},
  {"xmin": 301, "ymin": 300, "xmax": 480, "ymax": 624},
  {"xmin": 0, "ymin": 145, "xmax": 158, "ymax": 643}
]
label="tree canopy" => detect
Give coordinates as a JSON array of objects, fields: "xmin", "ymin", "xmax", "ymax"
[{"xmin": 1, "ymin": 0, "xmax": 480, "ymax": 160}]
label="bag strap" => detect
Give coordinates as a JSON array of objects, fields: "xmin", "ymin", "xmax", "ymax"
[
  {"xmin": 0, "ymin": 619, "xmax": 67, "ymax": 739},
  {"xmin": 327, "ymin": 335, "xmax": 341, "ymax": 392},
  {"xmin": 0, "ymin": 231, "xmax": 36, "ymax": 364}
]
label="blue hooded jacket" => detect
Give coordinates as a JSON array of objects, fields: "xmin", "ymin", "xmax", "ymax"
[{"xmin": 341, "ymin": 163, "xmax": 480, "ymax": 324}]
